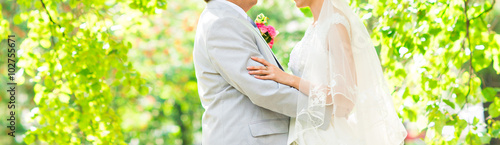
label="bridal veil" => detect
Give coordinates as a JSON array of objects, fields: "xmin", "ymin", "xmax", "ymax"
[{"xmin": 291, "ymin": 0, "xmax": 408, "ymax": 144}]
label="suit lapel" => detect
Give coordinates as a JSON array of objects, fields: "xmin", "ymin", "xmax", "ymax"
[
  {"xmin": 246, "ymin": 21, "xmax": 285, "ymax": 71},
  {"xmin": 208, "ymin": 1, "xmax": 284, "ymax": 70}
]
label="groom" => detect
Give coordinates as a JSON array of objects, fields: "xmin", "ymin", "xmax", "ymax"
[{"xmin": 194, "ymin": 0, "xmax": 330, "ymax": 144}]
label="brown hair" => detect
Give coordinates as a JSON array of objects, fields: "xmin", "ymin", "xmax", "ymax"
[{"xmin": 205, "ymin": 0, "xmax": 210, "ymax": 2}]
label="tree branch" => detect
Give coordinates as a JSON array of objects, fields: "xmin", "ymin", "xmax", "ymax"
[
  {"xmin": 40, "ymin": 0, "xmax": 66, "ymax": 37},
  {"xmin": 462, "ymin": 0, "xmax": 476, "ymax": 144},
  {"xmin": 471, "ymin": 0, "xmax": 496, "ymax": 20}
]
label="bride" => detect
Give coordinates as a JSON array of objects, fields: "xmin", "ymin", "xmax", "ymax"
[{"xmin": 247, "ymin": 0, "xmax": 407, "ymax": 144}]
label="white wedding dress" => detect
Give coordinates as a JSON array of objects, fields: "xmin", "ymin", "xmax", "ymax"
[
  {"xmin": 286, "ymin": 0, "xmax": 407, "ymax": 144},
  {"xmin": 288, "ymin": 13, "xmax": 359, "ymax": 145}
]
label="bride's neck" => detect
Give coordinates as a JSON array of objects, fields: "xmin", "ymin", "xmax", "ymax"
[{"xmin": 310, "ymin": 0, "xmax": 324, "ymax": 23}]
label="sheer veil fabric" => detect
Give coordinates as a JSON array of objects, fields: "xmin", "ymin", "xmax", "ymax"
[{"xmin": 289, "ymin": 0, "xmax": 408, "ymax": 144}]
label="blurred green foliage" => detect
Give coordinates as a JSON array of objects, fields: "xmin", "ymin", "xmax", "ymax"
[
  {"xmin": 0, "ymin": 0, "xmax": 310, "ymax": 144},
  {"xmin": 350, "ymin": 0, "xmax": 500, "ymax": 144},
  {"xmin": 0, "ymin": 0, "xmax": 499, "ymax": 145}
]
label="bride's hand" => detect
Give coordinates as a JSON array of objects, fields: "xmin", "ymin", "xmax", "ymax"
[{"xmin": 247, "ymin": 57, "xmax": 293, "ymax": 85}]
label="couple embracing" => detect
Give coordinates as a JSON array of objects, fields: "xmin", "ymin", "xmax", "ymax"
[{"xmin": 193, "ymin": 0, "xmax": 407, "ymax": 144}]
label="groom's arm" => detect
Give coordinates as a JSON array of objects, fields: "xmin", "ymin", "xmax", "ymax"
[{"xmin": 204, "ymin": 17, "xmax": 305, "ymax": 117}]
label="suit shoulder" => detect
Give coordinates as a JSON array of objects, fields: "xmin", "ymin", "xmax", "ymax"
[
  {"xmin": 207, "ymin": 17, "xmax": 248, "ymax": 31},
  {"xmin": 200, "ymin": 10, "xmax": 248, "ymax": 29}
]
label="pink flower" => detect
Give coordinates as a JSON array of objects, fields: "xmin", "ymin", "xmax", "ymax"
[
  {"xmin": 254, "ymin": 13, "xmax": 278, "ymax": 49},
  {"xmin": 269, "ymin": 39, "xmax": 274, "ymax": 49},
  {"xmin": 256, "ymin": 23, "xmax": 265, "ymax": 28},
  {"xmin": 256, "ymin": 23, "xmax": 267, "ymax": 34},
  {"xmin": 267, "ymin": 26, "xmax": 277, "ymax": 38}
]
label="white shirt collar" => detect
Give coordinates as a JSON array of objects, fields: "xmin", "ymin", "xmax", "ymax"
[{"xmin": 213, "ymin": 0, "xmax": 249, "ymax": 19}]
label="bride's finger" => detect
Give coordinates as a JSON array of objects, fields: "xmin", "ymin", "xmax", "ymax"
[
  {"xmin": 246, "ymin": 66, "xmax": 267, "ymax": 70},
  {"xmin": 248, "ymin": 70, "xmax": 268, "ymax": 75},
  {"xmin": 254, "ymin": 75, "xmax": 272, "ymax": 80},
  {"xmin": 251, "ymin": 57, "xmax": 271, "ymax": 66}
]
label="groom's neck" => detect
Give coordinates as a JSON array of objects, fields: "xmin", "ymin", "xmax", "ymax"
[{"xmin": 227, "ymin": 0, "xmax": 256, "ymax": 12}]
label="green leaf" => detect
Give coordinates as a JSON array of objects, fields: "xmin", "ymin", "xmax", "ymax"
[
  {"xmin": 493, "ymin": 128, "xmax": 500, "ymax": 137},
  {"xmin": 443, "ymin": 99, "xmax": 455, "ymax": 109},
  {"xmin": 24, "ymin": 133, "xmax": 36, "ymax": 144},
  {"xmin": 429, "ymin": 80, "xmax": 438, "ymax": 89},
  {"xmin": 395, "ymin": 68, "xmax": 407, "ymax": 78},
  {"xmin": 402, "ymin": 87, "xmax": 410, "ymax": 99},
  {"xmin": 489, "ymin": 98, "xmax": 500, "ymax": 118},
  {"xmin": 44, "ymin": 77, "xmax": 55, "ymax": 90},
  {"xmin": 482, "ymin": 87, "xmax": 497, "ymax": 102},
  {"xmin": 494, "ymin": 46, "xmax": 500, "ymax": 74},
  {"xmin": 455, "ymin": 119, "xmax": 468, "ymax": 137},
  {"xmin": 473, "ymin": 117, "xmax": 479, "ymax": 125},
  {"xmin": 466, "ymin": 132, "xmax": 482, "ymax": 145},
  {"xmin": 40, "ymin": 38, "xmax": 51, "ymax": 48},
  {"xmin": 412, "ymin": 95, "xmax": 419, "ymax": 103},
  {"xmin": 480, "ymin": 133, "xmax": 491, "ymax": 144},
  {"xmin": 34, "ymin": 93, "xmax": 43, "ymax": 105},
  {"xmin": 13, "ymin": 14, "xmax": 23, "ymax": 24},
  {"xmin": 456, "ymin": 92, "xmax": 466, "ymax": 107},
  {"xmin": 59, "ymin": 93, "xmax": 70, "ymax": 103},
  {"xmin": 404, "ymin": 107, "xmax": 417, "ymax": 122},
  {"xmin": 472, "ymin": 50, "xmax": 492, "ymax": 72},
  {"xmin": 139, "ymin": 85, "xmax": 149, "ymax": 96}
]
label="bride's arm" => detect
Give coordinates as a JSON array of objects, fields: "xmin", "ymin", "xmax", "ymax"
[
  {"xmin": 247, "ymin": 58, "xmax": 331, "ymax": 104},
  {"xmin": 247, "ymin": 57, "xmax": 307, "ymax": 92},
  {"xmin": 325, "ymin": 23, "xmax": 357, "ymax": 117},
  {"xmin": 246, "ymin": 62, "xmax": 316, "ymax": 100},
  {"xmin": 248, "ymin": 23, "xmax": 356, "ymax": 116}
]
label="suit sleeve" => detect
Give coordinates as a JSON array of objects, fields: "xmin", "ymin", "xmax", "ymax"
[{"xmin": 205, "ymin": 17, "xmax": 305, "ymax": 117}]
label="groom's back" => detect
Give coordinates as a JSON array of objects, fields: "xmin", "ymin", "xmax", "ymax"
[{"xmin": 193, "ymin": 1, "xmax": 292, "ymax": 145}]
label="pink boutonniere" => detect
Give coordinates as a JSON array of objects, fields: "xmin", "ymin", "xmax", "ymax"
[{"xmin": 255, "ymin": 13, "xmax": 279, "ymax": 49}]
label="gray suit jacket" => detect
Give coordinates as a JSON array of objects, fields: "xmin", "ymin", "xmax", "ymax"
[{"xmin": 193, "ymin": 1, "xmax": 321, "ymax": 144}]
